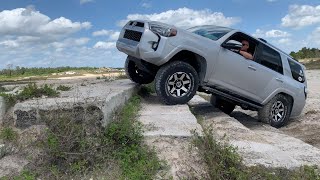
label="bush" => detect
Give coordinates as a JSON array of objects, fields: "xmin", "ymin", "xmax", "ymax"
[
  {"xmin": 105, "ymin": 96, "xmax": 162, "ymax": 179},
  {"xmin": 0, "ymin": 83, "xmax": 59, "ymax": 108},
  {"xmin": 0, "ymin": 127, "xmax": 18, "ymax": 142},
  {"xmin": 56, "ymin": 85, "xmax": 71, "ymax": 91},
  {"xmin": 192, "ymin": 128, "xmax": 247, "ymax": 180},
  {"xmin": 0, "ymin": 86, "xmax": 6, "ymax": 92},
  {"xmin": 20, "ymin": 95, "xmax": 162, "ymax": 179}
]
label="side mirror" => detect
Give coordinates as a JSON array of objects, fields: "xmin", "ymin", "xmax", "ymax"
[{"xmin": 221, "ymin": 40, "xmax": 242, "ymax": 50}]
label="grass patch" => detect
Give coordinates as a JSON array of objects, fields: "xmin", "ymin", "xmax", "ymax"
[
  {"xmin": 116, "ymin": 73, "xmax": 128, "ymax": 80},
  {"xmin": 56, "ymin": 85, "xmax": 71, "ymax": 91},
  {"xmin": 192, "ymin": 128, "xmax": 247, "ymax": 179},
  {"xmin": 0, "ymin": 127, "xmax": 18, "ymax": 142},
  {"xmin": 4, "ymin": 170, "xmax": 36, "ymax": 180},
  {"xmin": 192, "ymin": 112, "xmax": 320, "ymax": 180},
  {"xmin": 96, "ymin": 73, "xmax": 127, "ymax": 82},
  {"xmin": 0, "ymin": 83, "xmax": 59, "ymax": 108},
  {"xmin": 105, "ymin": 95, "xmax": 162, "ymax": 179},
  {"xmin": 6, "ymin": 95, "xmax": 162, "ymax": 179},
  {"xmin": 0, "ymin": 86, "xmax": 6, "ymax": 93},
  {"xmin": 140, "ymin": 82, "xmax": 155, "ymax": 95}
]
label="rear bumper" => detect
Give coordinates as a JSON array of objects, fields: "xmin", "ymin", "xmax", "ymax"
[{"xmin": 290, "ymin": 97, "xmax": 306, "ymax": 118}]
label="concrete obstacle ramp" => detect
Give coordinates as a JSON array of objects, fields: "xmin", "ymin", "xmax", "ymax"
[
  {"xmin": 138, "ymin": 95, "xmax": 207, "ymax": 179},
  {"xmin": 1, "ymin": 80, "xmax": 138, "ymax": 178},
  {"xmin": 139, "ymin": 95, "xmax": 202, "ymax": 137},
  {"xmin": 12, "ymin": 79, "xmax": 137, "ymax": 128},
  {"xmin": 189, "ymin": 95, "xmax": 320, "ymax": 169}
]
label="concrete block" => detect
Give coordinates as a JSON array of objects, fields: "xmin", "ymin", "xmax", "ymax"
[
  {"xmin": 138, "ymin": 96, "xmax": 203, "ymax": 137},
  {"xmin": 0, "ymin": 97, "xmax": 5, "ymax": 124},
  {"xmin": 190, "ymin": 95, "xmax": 320, "ymax": 169},
  {"xmin": 12, "ymin": 80, "xmax": 137, "ymax": 129}
]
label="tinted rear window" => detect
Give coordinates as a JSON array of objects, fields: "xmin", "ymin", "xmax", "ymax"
[
  {"xmin": 258, "ymin": 44, "xmax": 283, "ymax": 74},
  {"xmin": 288, "ymin": 59, "xmax": 305, "ymax": 83}
]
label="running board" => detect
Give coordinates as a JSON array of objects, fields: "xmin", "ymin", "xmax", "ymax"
[{"xmin": 202, "ymin": 86, "xmax": 263, "ymax": 109}]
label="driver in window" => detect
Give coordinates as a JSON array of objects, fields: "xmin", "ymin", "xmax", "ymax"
[{"xmin": 239, "ymin": 40, "xmax": 253, "ymax": 60}]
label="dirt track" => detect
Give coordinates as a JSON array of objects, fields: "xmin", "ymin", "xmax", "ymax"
[
  {"xmin": 230, "ymin": 70, "xmax": 320, "ymax": 148},
  {"xmin": 281, "ymin": 70, "xmax": 320, "ymax": 148}
]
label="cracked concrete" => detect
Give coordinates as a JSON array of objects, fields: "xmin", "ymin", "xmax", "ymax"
[
  {"xmin": 189, "ymin": 95, "xmax": 320, "ymax": 169},
  {"xmin": 138, "ymin": 94, "xmax": 207, "ymax": 179}
]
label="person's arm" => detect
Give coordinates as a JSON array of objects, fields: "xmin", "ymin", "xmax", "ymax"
[{"xmin": 239, "ymin": 50, "xmax": 253, "ymax": 60}]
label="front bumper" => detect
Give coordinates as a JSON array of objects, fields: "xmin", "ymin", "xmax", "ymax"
[{"xmin": 116, "ymin": 21, "xmax": 175, "ymax": 66}]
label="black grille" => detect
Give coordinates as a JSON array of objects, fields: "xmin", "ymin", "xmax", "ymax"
[{"xmin": 124, "ymin": 30, "xmax": 142, "ymax": 42}]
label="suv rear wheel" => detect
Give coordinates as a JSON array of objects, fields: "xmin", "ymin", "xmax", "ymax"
[
  {"xmin": 210, "ymin": 95, "xmax": 235, "ymax": 114},
  {"xmin": 125, "ymin": 56, "xmax": 154, "ymax": 84},
  {"xmin": 155, "ymin": 61, "xmax": 199, "ymax": 105},
  {"xmin": 258, "ymin": 94, "xmax": 292, "ymax": 128}
]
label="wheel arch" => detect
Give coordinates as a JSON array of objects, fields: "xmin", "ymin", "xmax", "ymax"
[
  {"xmin": 278, "ymin": 92, "xmax": 294, "ymax": 114},
  {"xmin": 165, "ymin": 50, "xmax": 207, "ymax": 85}
]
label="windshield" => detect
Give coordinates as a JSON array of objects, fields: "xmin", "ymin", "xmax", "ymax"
[{"xmin": 187, "ymin": 26, "xmax": 232, "ymax": 41}]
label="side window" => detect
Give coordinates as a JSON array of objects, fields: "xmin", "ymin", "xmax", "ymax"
[
  {"xmin": 288, "ymin": 59, "xmax": 305, "ymax": 83},
  {"xmin": 224, "ymin": 32, "xmax": 257, "ymax": 57},
  {"xmin": 257, "ymin": 44, "xmax": 283, "ymax": 74}
]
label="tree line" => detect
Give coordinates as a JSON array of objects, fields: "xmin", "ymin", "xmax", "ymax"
[
  {"xmin": 290, "ymin": 47, "xmax": 320, "ymax": 60},
  {"xmin": 0, "ymin": 66, "xmax": 98, "ymax": 77}
]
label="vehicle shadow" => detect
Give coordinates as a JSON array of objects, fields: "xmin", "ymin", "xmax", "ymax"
[{"xmin": 230, "ymin": 110, "xmax": 264, "ymax": 129}]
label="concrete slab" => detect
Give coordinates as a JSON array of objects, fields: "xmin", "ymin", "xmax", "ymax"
[
  {"xmin": 139, "ymin": 95, "xmax": 207, "ymax": 179},
  {"xmin": 145, "ymin": 137, "xmax": 208, "ymax": 179},
  {"xmin": 0, "ymin": 155, "xmax": 29, "ymax": 177},
  {"xmin": 138, "ymin": 95, "xmax": 202, "ymax": 137},
  {"xmin": 12, "ymin": 79, "xmax": 137, "ymax": 128},
  {"xmin": 189, "ymin": 95, "xmax": 320, "ymax": 169},
  {"xmin": 0, "ymin": 97, "xmax": 5, "ymax": 124}
]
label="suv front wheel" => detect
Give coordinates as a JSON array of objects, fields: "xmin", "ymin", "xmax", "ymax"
[
  {"xmin": 258, "ymin": 94, "xmax": 292, "ymax": 128},
  {"xmin": 155, "ymin": 61, "xmax": 199, "ymax": 105},
  {"xmin": 125, "ymin": 56, "xmax": 155, "ymax": 84}
]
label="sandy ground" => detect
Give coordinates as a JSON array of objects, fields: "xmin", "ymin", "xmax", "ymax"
[
  {"xmin": 55, "ymin": 72, "xmax": 124, "ymax": 80},
  {"xmin": 280, "ymin": 70, "xmax": 320, "ymax": 148},
  {"xmin": 230, "ymin": 70, "xmax": 320, "ymax": 148}
]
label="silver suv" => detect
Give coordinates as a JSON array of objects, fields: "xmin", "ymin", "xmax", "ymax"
[{"xmin": 116, "ymin": 20, "xmax": 307, "ymax": 128}]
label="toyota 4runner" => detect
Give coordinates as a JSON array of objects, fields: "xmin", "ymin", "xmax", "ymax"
[{"xmin": 116, "ymin": 20, "xmax": 307, "ymax": 128}]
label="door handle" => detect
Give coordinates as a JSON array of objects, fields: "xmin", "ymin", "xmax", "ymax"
[
  {"xmin": 248, "ymin": 65, "xmax": 256, "ymax": 71},
  {"xmin": 276, "ymin": 78, "xmax": 283, "ymax": 83}
]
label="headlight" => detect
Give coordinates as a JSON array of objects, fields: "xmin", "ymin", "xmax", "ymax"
[{"xmin": 149, "ymin": 23, "xmax": 177, "ymax": 37}]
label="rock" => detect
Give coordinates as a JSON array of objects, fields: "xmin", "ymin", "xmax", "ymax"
[
  {"xmin": 0, "ymin": 155, "xmax": 29, "ymax": 178},
  {"xmin": 0, "ymin": 144, "xmax": 6, "ymax": 159}
]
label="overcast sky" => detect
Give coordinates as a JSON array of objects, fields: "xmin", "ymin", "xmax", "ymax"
[{"xmin": 0, "ymin": 0, "xmax": 319, "ymax": 69}]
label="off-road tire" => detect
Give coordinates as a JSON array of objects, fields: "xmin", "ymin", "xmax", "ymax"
[
  {"xmin": 125, "ymin": 56, "xmax": 154, "ymax": 84},
  {"xmin": 155, "ymin": 61, "xmax": 199, "ymax": 105},
  {"xmin": 210, "ymin": 95, "xmax": 235, "ymax": 114},
  {"xmin": 258, "ymin": 94, "xmax": 292, "ymax": 128}
]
